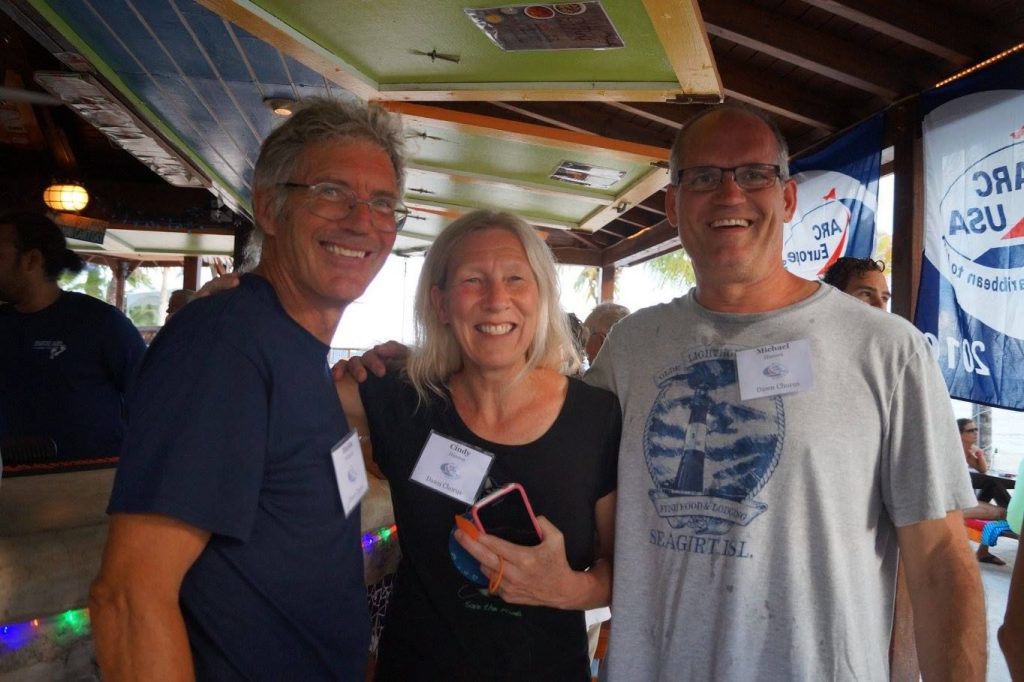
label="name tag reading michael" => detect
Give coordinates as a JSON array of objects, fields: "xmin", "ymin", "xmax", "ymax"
[
  {"xmin": 735, "ymin": 339, "xmax": 815, "ymax": 401},
  {"xmin": 331, "ymin": 431, "xmax": 369, "ymax": 518},
  {"xmin": 410, "ymin": 431, "xmax": 493, "ymax": 505}
]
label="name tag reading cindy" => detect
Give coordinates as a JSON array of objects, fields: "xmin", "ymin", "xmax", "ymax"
[
  {"xmin": 331, "ymin": 431, "xmax": 369, "ymax": 518},
  {"xmin": 735, "ymin": 339, "xmax": 815, "ymax": 401},
  {"xmin": 410, "ymin": 430, "xmax": 493, "ymax": 505}
]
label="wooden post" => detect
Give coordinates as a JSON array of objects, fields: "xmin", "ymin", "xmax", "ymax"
[
  {"xmin": 183, "ymin": 256, "xmax": 201, "ymax": 290},
  {"xmin": 112, "ymin": 259, "xmax": 128, "ymax": 312},
  {"xmin": 600, "ymin": 265, "xmax": 616, "ymax": 302},
  {"xmin": 884, "ymin": 98, "xmax": 924, "ymax": 682},
  {"xmin": 888, "ymin": 99, "xmax": 924, "ymax": 323}
]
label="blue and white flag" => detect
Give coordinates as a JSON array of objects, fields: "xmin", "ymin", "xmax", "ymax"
[
  {"xmin": 916, "ymin": 51, "xmax": 1024, "ymax": 411},
  {"xmin": 784, "ymin": 115, "xmax": 882, "ymax": 280}
]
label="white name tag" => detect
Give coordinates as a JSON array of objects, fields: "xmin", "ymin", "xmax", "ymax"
[
  {"xmin": 410, "ymin": 430, "xmax": 493, "ymax": 505},
  {"xmin": 735, "ymin": 339, "xmax": 815, "ymax": 401},
  {"xmin": 331, "ymin": 431, "xmax": 369, "ymax": 518}
]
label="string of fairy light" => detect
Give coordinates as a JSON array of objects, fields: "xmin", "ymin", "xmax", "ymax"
[
  {"xmin": 0, "ymin": 524, "xmax": 398, "ymax": 653},
  {"xmin": 934, "ymin": 42, "xmax": 1024, "ymax": 88}
]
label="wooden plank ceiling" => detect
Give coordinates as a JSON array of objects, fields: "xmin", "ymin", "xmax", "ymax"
[{"xmin": 1, "ymin": 0, "xmax": 1022, "ymax": 267}]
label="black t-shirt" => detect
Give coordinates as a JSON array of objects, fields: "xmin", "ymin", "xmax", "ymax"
[{"xmin": 360, "ymin": 372, "xmax": 620, "ymax": 682}]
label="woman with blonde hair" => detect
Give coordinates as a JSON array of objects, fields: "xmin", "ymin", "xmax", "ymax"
[{"xmin": 338, "ymin": 209, "xmax": 620, "ymax": 681}]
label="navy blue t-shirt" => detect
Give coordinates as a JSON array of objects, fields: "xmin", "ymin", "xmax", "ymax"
[
  {"xmin": 0, "ymin": 291, "xmax": 145, "ymax": 459},
  {"xmin": 109, "ymin": 274, "xmax": 369, "ymax": 681}
]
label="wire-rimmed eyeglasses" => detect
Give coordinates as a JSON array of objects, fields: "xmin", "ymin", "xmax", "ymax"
[{"xmin": 280, "ymin": 182, "xmax": 409, "ymax": 232}]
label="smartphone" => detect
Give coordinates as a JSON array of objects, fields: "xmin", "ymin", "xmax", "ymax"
[{"xmin": 471, "ymin": 482, "xmax": 543, "ymax": 546}]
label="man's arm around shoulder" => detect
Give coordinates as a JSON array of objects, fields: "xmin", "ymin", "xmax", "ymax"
[
  {"xmin": 897, "ymin": 510, "xmax": 986, "ymax": 681},
  {"xmin": 90, "ymin": 513, "xmax": 210, "ymax": 681}
]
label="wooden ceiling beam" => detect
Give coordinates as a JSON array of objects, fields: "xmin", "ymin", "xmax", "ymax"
[
  {"xmin": 612, "ymin": 215, "xmax": 652, "ymax": 230},
  {"xmin": 551, "ymin": 246, "xmax": 603, "ymax": 267},
  {"xmin": 634, "ymin": 190, "xmax": 669, "ymax": 214},
  {"xmin": 606, "ymin": 102, "xmax": 684, "ymax": 130},
  {"xmin": 602, "ymin": 219, "xmax": 679, "ymax": 267},
  {"xmin": 703, "ymin": 0, "xmax": 925, "ymax": 98},
  {"xmin": 490, "ymin": 102, "xmax": 592, "ymax": 135},
  {"xmin": 579, "ymin": 167, "xmax": 671, "ymax": 233},
  {"xmin": 799, "ymin": 0, "xmax": 997, "ymax": 67},
  {"xmin": 597, "ymin": 222, "xmax": 633, "ymax": 238},
  {"xmin": 563, "ymin": 230, "xmax": 602, "ymax": 249},
  {"xmin": 489, "ymin": 101, "xmax": 677, "ymax": 150},
  {"xmin": 717, "ymin": 60, "xmax": 850, "ymax": 131}
]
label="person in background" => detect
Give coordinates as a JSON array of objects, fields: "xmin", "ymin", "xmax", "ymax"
[
  {"xmin": 337, "ymin": 209, "xmax": 619, "ymax": 681},
  {"xmin": 164, "ymin": 288, "xmax": 195, "ymax": 319},
  {"xmin": 0, "ymin": 211, "xmax": 145, "ymax": 461},
  {"xmin": 90, "ymin": 98, "xmax": 407, "ymax": 681},
  {"xmin": 822, "ymin": 256, "xmax": 890, "ymax": 310},
  {"xmin": 959, "ymin": 417, "xmax": 1011, "ymax": 565},
  {"xmin": 582, "ymin": 302, "xmax": 629, "ymax": 364}
]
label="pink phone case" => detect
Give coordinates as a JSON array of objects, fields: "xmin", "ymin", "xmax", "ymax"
[{"xmin": 470, "ymin": 482, "xmax": 544, "ymax": 542}]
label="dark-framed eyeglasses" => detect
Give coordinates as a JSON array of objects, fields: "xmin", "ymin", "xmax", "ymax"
[
  {"xmin": 279, "ymin": 182, "xmax": 409, "ymax": 232},
  {"xmin": 675, "ymin": 164, "xmax": 783, "ymax": 192},
  {"xmin": 963, "ymin": 428, "xmax": 979, "ymax": 433}
]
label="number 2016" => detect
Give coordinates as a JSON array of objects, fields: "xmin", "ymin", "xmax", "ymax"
[{"xmin": 924, "ymin": 333, "xmax": 991, "ymax": 376}]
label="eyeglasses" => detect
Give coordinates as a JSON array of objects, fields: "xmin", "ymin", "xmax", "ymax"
[
  {"xmin": 675, "ymin": 164, "xmax": 784, "ymax": 192},
  {"xmin": 280, "ymin": 182, "xmax": 408, "ymax": 232},
  {"xmin": 963, "ymin": 428, "xmax": 979, "ymax": 433}
]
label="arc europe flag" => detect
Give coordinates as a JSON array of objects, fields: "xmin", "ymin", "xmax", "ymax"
[
  {"xmin": 784, "ymin": 115, "xmax": 883, "ymax": 280},
  {"xmin": 916, "ymin": 50, "xmax": 1024, "ymax": 411}
]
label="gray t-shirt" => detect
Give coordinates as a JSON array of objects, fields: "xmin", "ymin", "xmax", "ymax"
[{"xmin": 587, "ymin": 284, "xmax": 975, "ymax": 681}]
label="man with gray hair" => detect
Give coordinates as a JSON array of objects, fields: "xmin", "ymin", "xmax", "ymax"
[
  {"xmin": 587, "ymin": 104, "xmax": 984, "ymax": 680},
  {"xmin": 582, "ymin": 301, "xmax": 629, "ymax": 364},
  {"xmin": 90, "ymin": 98, "xmax": 407, "ymax": 680}
]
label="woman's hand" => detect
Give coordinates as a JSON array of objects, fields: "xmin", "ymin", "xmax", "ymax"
[
  {"xmin": 967, "ymin": 445, "xmax": 989, "ymax": 474},
  {"xmin": 454, "ymin": 516, "xmax": 605, "ymax": 610}
]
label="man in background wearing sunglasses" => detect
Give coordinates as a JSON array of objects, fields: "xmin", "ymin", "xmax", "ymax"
[
  {"xmin": 91, "ymin": 99, "xmax": 407, "ymax": 681},
  {"xmin": 587, "ymin": 105, "xmax": 985, "ymax": 680}
]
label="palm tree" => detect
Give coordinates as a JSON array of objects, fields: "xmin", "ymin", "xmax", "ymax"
[{"xmin": 645, "ymin": 249, "xmax": 696, "ymax": 289}]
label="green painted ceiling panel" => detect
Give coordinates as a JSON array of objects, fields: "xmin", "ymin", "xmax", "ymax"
[
  {"xmin": 404, "ymin": 169, "xmax": 605, "ymax": 223},
  {"xmin": 404, "ymin": 122, "xmax": 652, "ymax": 195},
  {"xmin": 254, "ymin": 0, "xmax": 676, "ymax": 85}
]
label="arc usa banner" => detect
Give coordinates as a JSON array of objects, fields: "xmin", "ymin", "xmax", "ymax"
[
  {"xmin": 915, "ymin": 51, "xmax": 1024, "ymax": 411},
  {"xmin": 784, "ymin": 115, "xmax": 883, "ymax": 280}
]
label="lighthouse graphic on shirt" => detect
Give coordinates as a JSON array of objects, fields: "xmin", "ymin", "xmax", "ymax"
[{"xmin": 645, "ymin": 347, "xmax": 784, "ymax": 535}]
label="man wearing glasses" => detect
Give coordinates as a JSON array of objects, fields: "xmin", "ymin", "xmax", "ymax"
[
  {"xmin": 91, "ymin": 99, "xmax": 407, "ymax": 681},
  {"xmin": 587, "ymin": 105, "xmax": 985, "ymax": 680}
]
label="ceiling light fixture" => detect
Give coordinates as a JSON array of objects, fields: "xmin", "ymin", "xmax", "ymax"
[
  {"xmin": 42, "ymin": 183, "xmax": 89, "ymax": 212},
  {"xmin": 264, "ymin": 97, "xmax": 297, "ymax": 116}
]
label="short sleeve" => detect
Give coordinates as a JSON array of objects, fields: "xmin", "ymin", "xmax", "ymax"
[
  {"xmin": 594, "ymin": 387, "xmax": 621, "ymax": 499},
  {"xmin": 110, "ymin": 325, "xmax": 269, "ymax": 541},
  {"xmin": 359, "ymin": 372, "xmax": 420, "ymax": 480},
  {"xmin": 103, "ymin": 308, "xmax": 146, "ymax": 392},
  {"xmin": 883, "ymin": 344, "xmax": 978, "ymax": 526}
]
